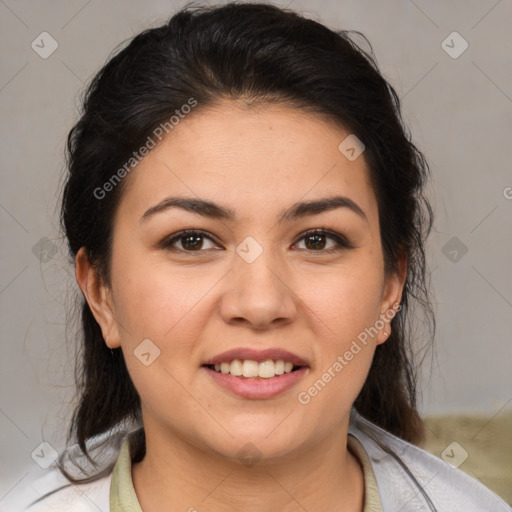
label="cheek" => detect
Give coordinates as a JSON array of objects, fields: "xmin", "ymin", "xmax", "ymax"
[
  {"xmin": 112, "ymin": 254, "xmax": 218, "ymax": 341},
  {"xmin": 296, "ymin": 278, "xmax": 379, "ymax": 424},
  {"xmin": 299, "ymin": 261, "xmax": 383, "ymax": 340},
  {"xmin": 111, "ymin": 258, "xmax": 216, "ymax": 415},
  {"xmin": 294, "ymin": 262, "xmax": 383, "ymax": 404}
]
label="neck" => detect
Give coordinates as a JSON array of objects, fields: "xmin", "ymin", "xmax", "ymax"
[{"xmin": 131, "ymin": 420, "xmax": 364, "ymax": 512}]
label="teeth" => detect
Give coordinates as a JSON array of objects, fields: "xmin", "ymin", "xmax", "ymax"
[
  {"xmin": 274, "ymin": 360, "xmax": 284, "ymax": 375},
  {"xmin": 230, "ymin": 359, "xmax": 243, "ymax": 376},
  {"xmin": 242, "ymin": 360, "xmax": 259, "ymax": 378},
  {"xmin": 210, "ymin": 359, "xmax": 299, "ymax": 378},
  {"xmin": 258, "ymin": 360, "xmax": 275, "ymax": 378}
]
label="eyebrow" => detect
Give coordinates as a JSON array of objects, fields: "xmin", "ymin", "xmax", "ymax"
[{"xmin": 140, "ymin": 195, "xmax": 368, "ymax": 224}]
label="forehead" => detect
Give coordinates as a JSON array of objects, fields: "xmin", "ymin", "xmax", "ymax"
[{"xmin": 116, "ymin": 101, "xmax": 378, "ymax": 227}]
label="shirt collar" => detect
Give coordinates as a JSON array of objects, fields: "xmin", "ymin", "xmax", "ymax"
[
  {"xmin": 347, "ymin": 433, "xmax": 384, "ymax": 512},
  {"xmin": 110, "ymin": 431, "xmax": 143, "ymax": 512},
  {"xmin": 109, "ymin": 424, "xmax": 383, "ymax": 512}
]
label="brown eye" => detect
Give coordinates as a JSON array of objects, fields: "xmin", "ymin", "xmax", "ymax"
[
  {"xmin": 294, "ymin": 229, "xmax": 353, "ymax": 252},
  {"xmin": 304, "ymin": 233, "xmax": 328, "ymax": 250},
  {"xmin": 181, "ymin": 234, "xmax": 203, "ymax": 250},
  {"xmin": 160, "ymin": 228, "xmax": 353, "ymax": 255},
  {"xmin": 161, "ymin": 230, "xmax": 218, "ymax": 252}
]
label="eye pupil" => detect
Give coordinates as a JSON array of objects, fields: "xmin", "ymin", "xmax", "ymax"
[
  {"xmin": 305, "ymin": 234, "xmax": 326, "ymax": 250},
  {"xmin": 182, "ymin": 234, "xmax": 203, "ymax": 250}
]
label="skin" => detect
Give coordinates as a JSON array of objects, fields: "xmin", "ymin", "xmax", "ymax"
[{"xmin": 76, "ymin": 100, "xmax": 406, "ymax": 512}]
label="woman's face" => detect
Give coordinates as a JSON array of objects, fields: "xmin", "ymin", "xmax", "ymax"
[{"xmin": 80, "ymin": 101, "xmax": 405, "ymax": 463}]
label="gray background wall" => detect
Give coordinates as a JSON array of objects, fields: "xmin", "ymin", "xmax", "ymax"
[{"xmin": 1, "ymin": 0, "xmax": 511, "ymax": 503}]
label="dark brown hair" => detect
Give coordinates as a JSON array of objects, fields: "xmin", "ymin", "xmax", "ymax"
[{"xmin": 58, "ymin": 1, "xmax": 435, "ymax": 483}]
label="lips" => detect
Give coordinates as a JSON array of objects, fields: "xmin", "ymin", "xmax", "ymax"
[
  {"xmin": 203, "ymin": 365, "xmax": 308, "ymax": 399},
  {"xmin": 201, "ymin": 347, "xmax": 309, "ymax": 398}
]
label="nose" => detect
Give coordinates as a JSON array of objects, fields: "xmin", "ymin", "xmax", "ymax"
[{"xmin": 219, "ymin": 247, "xmax": 298, "ymax": 330}]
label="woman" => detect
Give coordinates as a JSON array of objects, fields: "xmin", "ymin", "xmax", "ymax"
[{"xmin": 13, "ymin": 2, "xmax": 510, "ymax": 511}]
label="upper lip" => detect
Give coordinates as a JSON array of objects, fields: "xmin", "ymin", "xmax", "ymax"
[{"xmin": 203, "ymin": 348, "xmax": 309, "ymax": 367}]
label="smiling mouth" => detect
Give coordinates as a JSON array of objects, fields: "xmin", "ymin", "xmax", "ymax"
[{"xmin": 203, "ymin": 359, "xmax": 304, "ymax": 379}]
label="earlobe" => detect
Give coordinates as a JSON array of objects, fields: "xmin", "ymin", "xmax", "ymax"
[{"xmin": 75, "ymin": 247, "xmax": 121, "ymax": 348}]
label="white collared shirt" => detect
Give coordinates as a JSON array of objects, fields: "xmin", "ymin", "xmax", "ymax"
[{"xmin": 4, "ymin": 409, "xmax": 510, "ymax": 511}]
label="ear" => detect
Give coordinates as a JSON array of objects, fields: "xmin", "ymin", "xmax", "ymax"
[
  {"xmin": 75, "ymin": 247, "xmax": 121, "ymax": 348},
  {"xmin": 375, "ymin": 250, "xmax": 407, "ymax": 345}
]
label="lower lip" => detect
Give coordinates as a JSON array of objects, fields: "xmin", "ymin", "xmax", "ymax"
[{"xmin": 202, "ymin": 366, "xmax": 308, "ymax": 399}]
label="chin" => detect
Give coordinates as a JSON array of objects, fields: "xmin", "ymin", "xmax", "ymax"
[{"xmin": 204, "ymin": 420, "xmax": 310, "ymax": 464}]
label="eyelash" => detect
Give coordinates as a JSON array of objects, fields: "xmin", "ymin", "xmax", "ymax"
[{"xmin": 160, "ymin": 228, "xmax": 354, "ymax": 255}]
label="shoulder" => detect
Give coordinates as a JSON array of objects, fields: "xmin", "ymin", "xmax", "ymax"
[
  {"xmin": 4, "ymin": 468, "xmax": 111, "ymax": 512},
  {"xmin": 349, "ymin": 409, "xmax": 511, "ymax": 512},
  {"xmin": 3, "ymin": 429, "xmax": 129, "ymax": 512}
]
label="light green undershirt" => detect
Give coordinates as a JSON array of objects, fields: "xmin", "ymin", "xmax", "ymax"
[
  {"xmin": 347, "ymin": 434, "xmax": 384, "ymax": 512},
  {"xmin": 110, "ymin": 432, "xmax": 383, "ymax": 511}
]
